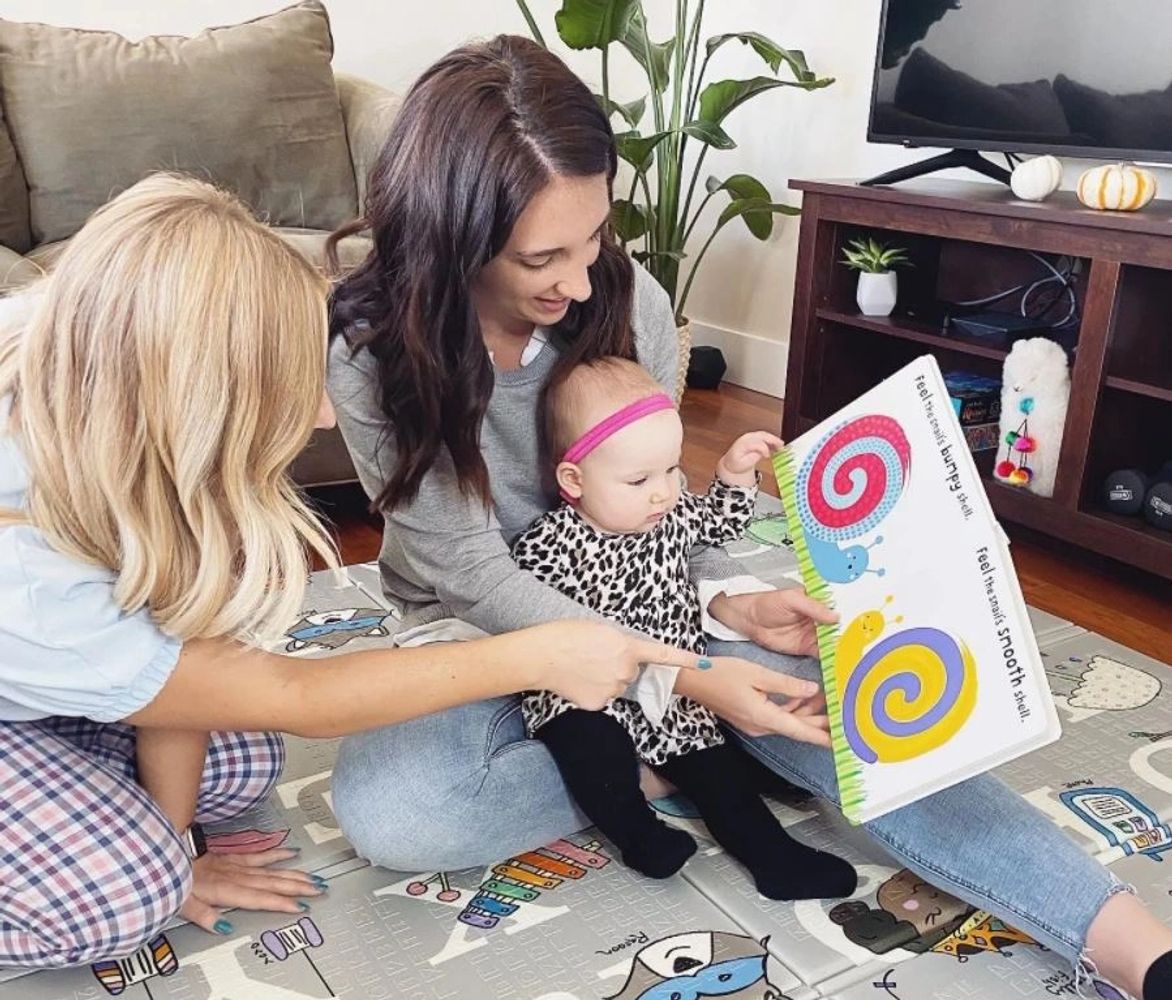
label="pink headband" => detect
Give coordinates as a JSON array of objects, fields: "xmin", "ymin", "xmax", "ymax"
[
  {"xmin": 560, "ymin": 393, "xmax": 675, "ymax": 502},
  {"xmin": 562, "ymin": 393, "xmax": 676, "ymax": 464}
]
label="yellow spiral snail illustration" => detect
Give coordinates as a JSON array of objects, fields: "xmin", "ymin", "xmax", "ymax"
[{"xmin": 835, "ymin": 602, "xmax": 977, "ymax": 764}]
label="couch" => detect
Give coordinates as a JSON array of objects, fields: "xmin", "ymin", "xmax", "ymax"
[{"xmin": 0, "ymin": 1, "xmax": 400, "ymax": 486}]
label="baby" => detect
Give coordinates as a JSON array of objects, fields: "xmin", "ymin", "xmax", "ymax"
[{"xmin": 512, "ymin": 357, "xmax": 856, "ymax": 900}]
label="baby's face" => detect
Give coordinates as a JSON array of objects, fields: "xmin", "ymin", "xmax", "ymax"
[{"xmin": 574, "ymin": 409, "xmax": 684, "ymax": 534}]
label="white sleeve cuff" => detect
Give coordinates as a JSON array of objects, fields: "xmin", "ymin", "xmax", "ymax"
[
  {"xmin": 696, "ymin": 574, "xmax": 776, "ymax": 642},
  {"xmin": 629, "ymin": 664, "xmax": 679, "ymax": 728}
]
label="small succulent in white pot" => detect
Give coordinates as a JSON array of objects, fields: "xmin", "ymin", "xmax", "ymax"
[{"xmin": 841, "ymin": 237, "xmax": 911, "ymax": 317}]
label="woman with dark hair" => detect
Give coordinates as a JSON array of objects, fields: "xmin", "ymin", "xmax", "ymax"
[{"xmin": 325, "ymin": 35, "xmax": 1172, "ymax": 1000}]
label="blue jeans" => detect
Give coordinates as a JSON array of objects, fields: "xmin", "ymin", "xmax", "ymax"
[{"xmin": 331, "ymin": 640, "xmax": 1120, "ymax": 966}]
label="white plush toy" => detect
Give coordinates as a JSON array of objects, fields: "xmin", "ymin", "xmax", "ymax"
[{"xmin": 994, "ymin": 337, "xmax": 1071, "ymax": 498}]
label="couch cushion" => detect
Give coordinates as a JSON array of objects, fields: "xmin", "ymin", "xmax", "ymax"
[
  {"xmin": 895, "ymin": 48, "xmax": 1070, "ymax": 136},
  {"xmin": 0, "ymin": 1, "xmax": 358, "ymax": 246},
  {"xmin": 274, "ymin": 228, "xmax": 373, "ymax": 274},
  {"xmin": 1054, "ymin": 75, "xmax": 1172, "ymax": 152},
  {"xmin": 26, "ymin": 227, "xmax": 372, "ymax": 278},
  {"xmin": 0, "ymin": 102, "xmax": 30, "ymax": 253}
]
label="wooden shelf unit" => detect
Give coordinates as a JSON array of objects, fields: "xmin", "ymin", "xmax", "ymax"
[{"xmin": 783, "ymin": 179, "xmax": 1172, "ymax": 581}]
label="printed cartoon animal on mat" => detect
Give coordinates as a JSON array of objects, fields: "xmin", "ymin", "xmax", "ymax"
[
  {"xmin": 829, "ymin": 869, "xmax": 970, "ymax": 954},
  {"xmin": 607, "ymin": 932, "xmax": 791, "ymax": 1000},
  {"xmin": 829, "ymin": 869, "xmax": 1041, "ymax": 962},
  {"xmin": 1044, "ymin": 654, "xmax": 1161, "ymax": 718},
  {"xmin": 92, "ymin": 934, "xmax": 178, "ymax": 995},
  {"xmin": 284, "ymin": 606, "xmax": 399, "ymax": 652}
]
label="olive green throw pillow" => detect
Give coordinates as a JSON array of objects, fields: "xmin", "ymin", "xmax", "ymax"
[
  {"xmin": 0, "ymin": 99, "xmax": 30, "ymax": 253},
  {"xmin": 0, "ymin": 0, "xmax": 358, "ymax": 246}
]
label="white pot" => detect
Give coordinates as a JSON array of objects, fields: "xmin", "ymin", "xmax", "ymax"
[{"xmin": 856, "ymin": 271, "xmax": 898, "ymax": 317}]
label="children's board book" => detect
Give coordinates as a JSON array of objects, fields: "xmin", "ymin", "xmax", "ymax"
[{"xmin": 772, "ymin": 354, "xmax": 1060, "ymax": 824}]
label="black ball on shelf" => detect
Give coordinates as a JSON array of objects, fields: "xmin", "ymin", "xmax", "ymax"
[
  {"xmin": 1102, "ymin": 468, "xmax": 1150, "ymax": 516},
  {"xmin": 1144, "ymin": 482, "xmax": 1172, "ymax": 531}
]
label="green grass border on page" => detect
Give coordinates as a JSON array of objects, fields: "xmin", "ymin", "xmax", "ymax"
[{"xmin": 771, "ymin": 448, "xmax": 867, "ymax": 822}]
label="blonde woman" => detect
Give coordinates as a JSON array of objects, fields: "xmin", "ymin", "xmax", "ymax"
[{"xmin": 0, "ymin": 174, "xmax": 728, "ymax": 970}]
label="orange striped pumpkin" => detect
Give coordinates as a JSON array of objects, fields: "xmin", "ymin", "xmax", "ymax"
[{"xmin": 1076, "ymin": 163, "xmax": 1157, "ymax": 212}]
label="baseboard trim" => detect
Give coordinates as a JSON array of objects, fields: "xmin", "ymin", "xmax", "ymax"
[{"xmin": 689, "ymin": 322, "xmax": 787, "ymax": 397}]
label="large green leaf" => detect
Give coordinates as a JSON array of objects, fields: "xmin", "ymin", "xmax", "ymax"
[
  {"xmin": 554, "ymin": 0, "xmax": 637, "ymax": 50},
  {"xmin": 707, "ymin": 173, "xmax": 770, "ymax": 200},
  {"xmin": 716, "ymin": 197, "xmax": 800, "ymax": 242},
  {"xmin": 611, "ymin": 199, "xmax": 648, "ymax": 242},
  {"xmin": 614, "ymin": 129, "xmax": 672, "ymax": 172},
  {"xmin": 705, "ymin": 33, "xmax": 821, "ymax": 82},
  {"xmin": 681, "ymin": 120, "xmax": 735, "ymax": 149},
  {"xmin": 698, "ymin": 75, "xmax": 832, "ymax": 124},
  {"xmin": 632, "ymin": 249, "xmax": 687, "ymax": 264},
  {"xmin": 619, "ymin": 7, "xmax": 675, "ymax": 93},
  {"xmin": 705, "ymin": 174, "xmax": 773, "ymax": 237},
  {"xmin": 595, "ymin": 93, "xmax": 647, "ymax": 128}
]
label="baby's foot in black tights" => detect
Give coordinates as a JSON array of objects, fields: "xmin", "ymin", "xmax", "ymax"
[
  {"xmin": 621, "ymin": 823, "xmax": 697, "ymax": 879},
  {"xmin": 750, "ymin": 841, "xmax": 857, "ymax": 901},
  {"xmin": 656, "ymin": 744, "xmax": 857, "ymax": 901}
]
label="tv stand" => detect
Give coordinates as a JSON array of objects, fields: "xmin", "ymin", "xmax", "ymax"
[
  {"xmin": 860, "ymin": 149, "xmax": 1011, "ymax": 187},
  {"xmin": 784, "ymin": 178, "xmax": 1172, "ymax": 581}
]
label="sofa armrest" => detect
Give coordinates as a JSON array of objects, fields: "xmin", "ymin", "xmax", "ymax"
[
  {"xmin": 0, "ymin": 245, "xmax": 42, "ymax": 296},
  {"xmin": 336, "ymin": 73, "xmax": 402, "ymax": 216}
]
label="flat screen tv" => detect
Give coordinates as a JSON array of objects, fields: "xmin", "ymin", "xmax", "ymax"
[{"xmin": 869, "ymin": 0, "xmax": 1172, "ymax": 179}]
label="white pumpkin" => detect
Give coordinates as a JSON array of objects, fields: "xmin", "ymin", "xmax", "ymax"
[
  {"xmin": 1010, "ymin": 155, "xmax": 1063, "ymax": 202},
  {"xmin": 1077, "ymin": 163, "xmax": 1158, "ymax": 211}
]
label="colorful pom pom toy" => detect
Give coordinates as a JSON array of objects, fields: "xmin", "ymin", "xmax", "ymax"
[{"xmin": 996, "ymin": 397, "xmax": 1040, "ymax": 488}]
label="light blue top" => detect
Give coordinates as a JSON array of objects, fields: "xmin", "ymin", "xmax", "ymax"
[{"xmin": 0, "ymin": 399, "xmax": 181, "ymax": 722}]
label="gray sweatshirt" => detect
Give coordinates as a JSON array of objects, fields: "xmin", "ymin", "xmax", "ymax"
[{"xmin": 326, "ymin": 263, "xmax": 743, "ymax": 635}]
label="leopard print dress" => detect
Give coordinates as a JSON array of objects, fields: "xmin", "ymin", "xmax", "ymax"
[{"xmin": 512, "ymin": 479, "xmax": 757, "ymax": 765}]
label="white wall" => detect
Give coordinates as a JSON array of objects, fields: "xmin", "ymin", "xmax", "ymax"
[{"xmin": 5, "ymin": 2, "xmax": 1166, "ymax": 395}]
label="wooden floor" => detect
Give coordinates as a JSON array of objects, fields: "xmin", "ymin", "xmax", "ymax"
[{"xmin": 308, "ymin": 384, "xmax": 1172, "ymax": 663}]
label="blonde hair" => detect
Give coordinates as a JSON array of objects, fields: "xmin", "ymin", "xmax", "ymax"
[
  {"xmin": 546, "ymin": 356, "xmax": 668, "ymax": 459},
  {"xmin": 0, "ymin": 173, "xmax": 338, "ymax": 642}
]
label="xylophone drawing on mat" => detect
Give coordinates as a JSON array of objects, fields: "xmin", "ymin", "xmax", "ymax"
[{"xmin": 457, "ymin": 838, "xmax": 610, "ymax": 930}]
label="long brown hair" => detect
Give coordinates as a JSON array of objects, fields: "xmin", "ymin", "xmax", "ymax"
[{"xmin": 327, "ymin": 35, "xmax": 635, "ymax": 510}]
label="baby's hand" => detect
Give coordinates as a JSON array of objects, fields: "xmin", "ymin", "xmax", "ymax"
[{"xmin": 716, "ymin": 431, "xmax": 784, "ymax": 486}]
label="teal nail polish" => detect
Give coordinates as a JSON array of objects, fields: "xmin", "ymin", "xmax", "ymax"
[
  {"xmin": 311, "ymin": 876, "xmax": 329, "ymax": 888},
  {"xmin": 297, "ymin": 901, "xmax": 311, "ymax": 912},
  {"xmin": 697, "ymin": 657, "xmax": 713, "ymax": 670},
  {"xmin": 213, "ymin": 919, "xmax": 234, "ymax": 935}
]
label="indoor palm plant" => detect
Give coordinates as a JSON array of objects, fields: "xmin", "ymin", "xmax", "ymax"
[{"xmin": 515, "ymin": 0, "xmax": 832, "ymax": 326}]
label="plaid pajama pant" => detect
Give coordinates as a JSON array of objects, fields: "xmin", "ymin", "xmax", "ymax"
[{"xmin": 0, "ymin": 717, "xmax": 284, "ymax": 969}]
